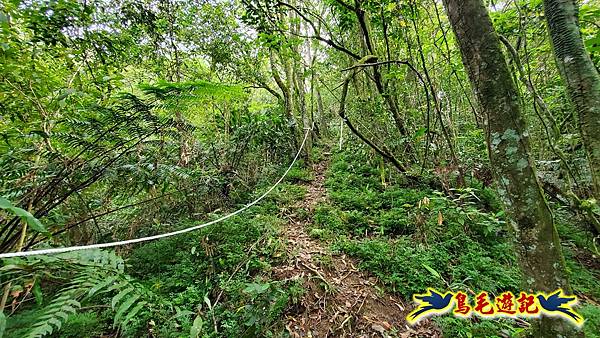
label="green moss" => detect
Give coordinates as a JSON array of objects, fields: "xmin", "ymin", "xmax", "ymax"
[
  {"xmin": 580, "ymin": 304, "xmax": 600, "ymax": 338},
  {"xmin": 321, "ymin": 148, "xmax": 599, "ymax": 337},
  {"xmin": 265, "ymin": 183, "xmax": 307, "ymax": 206},
  {"xmin": 60, "ymin": 311, "xmax": 111, "ymax": 338},
  {"xmin": 435, "ymin": 316, "xmax": 524, "ymax": 338},
  {"xmin": 285, "ymin": 161, "xmax": 314, "ymax": 183}
]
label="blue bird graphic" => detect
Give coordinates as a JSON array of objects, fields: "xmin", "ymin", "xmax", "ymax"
[
  {"xmin": 536, "ymin": 290, "xmax": 583, "ymax": 324},
  {"xmin": 407, "ymin": 289, "xmax": 454, "ymax": 324}
]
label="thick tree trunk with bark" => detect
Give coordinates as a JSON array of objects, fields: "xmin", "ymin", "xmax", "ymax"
[
  {"xmin": 442, "ymin": 0, "xmax": 578, "ymax": 336},
  {"xmin": 543, "ymin": 0, "xmax": 600, "ymax": 197}
]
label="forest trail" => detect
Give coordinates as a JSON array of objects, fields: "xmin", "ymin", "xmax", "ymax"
[{"xmin": 274, "ymin": 157, "xmax": 441, "ymax": 338}]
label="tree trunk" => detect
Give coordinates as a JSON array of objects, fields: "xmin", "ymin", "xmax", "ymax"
[
  {"xmin": 270, "ymin": 51, "xmax": 298, "ymax": 151},
  {"xmin": 442, "ymin": 0, "xmax": 577, "ymax": 336},
  {"xmin": 352, "ymin": 1, "xmax": 412, "ymax": 146},
  {"xmin": 291, "ymin": 9, "xmax": 311, "ymax": 160},
  {"xmin": 316, "ymin": 83, "xmax": 327, "ymax": 136},
  {"xmin": 543, "ymin": 0, "xmax": 600, "ymax": 196}
]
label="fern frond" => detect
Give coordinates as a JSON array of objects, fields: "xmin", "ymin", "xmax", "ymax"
[
  {"xmin": 24, "ymin": 293, "xmax": 81, "ymax": 338},
  {"xmin": 3, "ymin": 250, "xmax": 152, "ymax": 338}
]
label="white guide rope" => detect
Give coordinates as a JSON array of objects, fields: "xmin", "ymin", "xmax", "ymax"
[{"xmin": 0, "ymin": 128, "xmax": 311, "ymax": 259}]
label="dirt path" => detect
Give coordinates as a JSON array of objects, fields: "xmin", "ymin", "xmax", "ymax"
[{"xmin": 274, "ymin": 159, "xmax": 440, "ymax": 337}]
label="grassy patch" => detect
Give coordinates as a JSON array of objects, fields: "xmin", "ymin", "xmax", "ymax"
[
  {"xmin": 124, "ymin": 199, "xmax": 300, "ymax": 336},
  {"xmin": 317, "ymin": 146, "xmax": 599, "ymax": 337},
  {"xmin": 285, "ymin": 161, "xmax": 314, "ymax": 183}
]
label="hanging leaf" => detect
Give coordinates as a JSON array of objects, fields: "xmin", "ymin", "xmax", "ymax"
[
  {"xmin": 0, "ymin": 197, "xmax": 49, "ymax": 235},
  {"xmin": 0, "ymin": 312, "xmax": 5, "ymax": 338},
  {"xmin": 32, "ymin": 280, "xmax": 43, "ymax": 306},
  {"xmin": 190, "ymin": 315, "xmax": 204, "ymax": 338},
  {"xmin": 121, "ymin": 301, "xmax": 146, "ymax": 329},
  {"xmin": 422, "ymin": 263, "xmax": 441, "ymax": 279},
  {"xmin": 0, "ymin": 197, "xmax": 12, "ymax": 209}
]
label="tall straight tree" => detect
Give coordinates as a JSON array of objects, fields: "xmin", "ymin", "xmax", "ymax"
[
  {"xmin": 543, "ymin": 0, "xmax": 600, "ymax": 197},
  {"xmin": 441, "ymin": 0, "xmax": 578, "ymax": 336}
]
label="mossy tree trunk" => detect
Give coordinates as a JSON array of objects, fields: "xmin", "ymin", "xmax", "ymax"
[
  {"xmin": 543, "ymin": 0, "xmax": 600, "ymax": 197},
  {"xmin": 442, "ymin": 0, "xmax": 578, "ymax": 336}
]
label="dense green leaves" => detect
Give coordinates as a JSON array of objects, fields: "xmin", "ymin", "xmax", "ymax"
[
  {"xmin": 1, "ymin": 250, "xmax": 151, "ymax": 337},
  {"xmin": 1, "ymin": 0, "xmax": 599, "ymax": 336},
  {"xmin": 0, "ymin": 197, "xmax": 48, "ymax": 235}
]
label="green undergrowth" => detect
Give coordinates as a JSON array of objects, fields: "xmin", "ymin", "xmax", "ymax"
[
  {"xmin": 311, "ymin": 144, "xmax": 600, "ymax": 338},
  {"xmin": 120, "ymin": 175, "xmax": 308, "ymax": 337},
  {"xmin": 285, "ymin": 159, "xmax": 314, "ymax": 183},
  {"xmin": 8, "ymin": 163, "xmax": 310, "ymax": 338}
]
